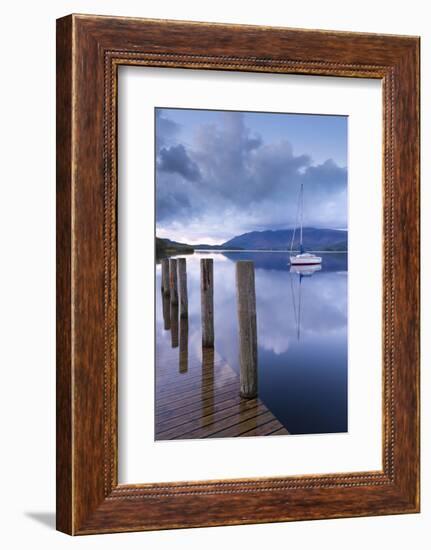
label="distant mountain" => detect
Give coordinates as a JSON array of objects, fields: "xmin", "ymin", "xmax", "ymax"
[
  {"xmin": 194, "ymin": 243, "xmax": 242, "ymax": 250},
  {"xmin": 222, "ymin": 228, "xmax": 348, "ymax": 251},
  {"xmin": 156, "ymin": 228, "xmax": 347, "ymax": 256}
]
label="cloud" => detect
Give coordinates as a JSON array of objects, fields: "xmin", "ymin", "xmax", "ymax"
[
  {"xmin": 156, "ymin": 254, "xmax": 347, "ymax": 360},
  {"xmin": 156, "ymin": 110, "xmax": 181, "ymax": 149},
  {"xmin": 155, "ymin": 111, "xmax": 347, "ymax": 242},
  {"xmin": 158, "ymin": 144, "xmax": 201, "ymax": 182},
  {"xmin": 303, "ymin": 158, "xmax": 347, "ymax": 194}
]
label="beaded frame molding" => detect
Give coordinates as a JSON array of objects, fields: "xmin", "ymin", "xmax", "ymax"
[{"xmin": 56, "ymin": 14, "xmax": 420, "ymax": 534}]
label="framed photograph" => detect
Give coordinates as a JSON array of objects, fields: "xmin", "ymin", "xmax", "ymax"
[{"xmin": 56, "ymin": 14, "xmax": 420, "ymax": 534}]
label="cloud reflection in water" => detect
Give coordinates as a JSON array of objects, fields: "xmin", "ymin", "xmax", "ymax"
[{"xmin": 156, "ymin": 252, "xmax": 347, "ymax": 434}]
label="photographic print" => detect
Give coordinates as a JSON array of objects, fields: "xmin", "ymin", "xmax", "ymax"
[{"xmin": 155, "ymin": 107, "xmax": 348, "ymax": 440}]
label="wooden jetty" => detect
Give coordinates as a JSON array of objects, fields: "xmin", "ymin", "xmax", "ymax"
[
  {"xmin": 156, "ymin": 255, "xmax": 289, "ymax": 440},
  {"xmin": 155, "ymin": 342, "xmax": 289, "ymax": 440}
]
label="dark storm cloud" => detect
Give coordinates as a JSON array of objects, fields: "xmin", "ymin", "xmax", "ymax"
[
  {"xmin": 302, "ymin": 158, "xmax": 347, "ymax": 192},
  {"xmin": 155, "ymin": 169, "xmax": 201, "ymax": 223},
  {"xmin": 158, "ymin": 144, "xmax": 201, "ymax": 182},
  {"xmin": 155, "ymin": 110, "xmax": 181, "ymax": 149},
  {"xmin": 155, "ymin": 111, "xmax": 347, "ymax": 241}
]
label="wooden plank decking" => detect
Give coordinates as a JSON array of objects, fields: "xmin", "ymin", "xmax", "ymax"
[{"xmin": 155, "ymin": 317, "xmax": 289, "ymax": 440}]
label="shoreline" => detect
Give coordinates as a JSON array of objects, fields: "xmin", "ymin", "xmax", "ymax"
[{"xmin": 194, "ymin": 249, "xmax": 348, "ymax": 254}]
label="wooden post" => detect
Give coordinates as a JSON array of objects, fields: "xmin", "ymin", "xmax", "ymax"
[
  {"xmin": 177, "ymin": 258, "xmax": 188, "ymax": 318},
  {"xmin": 169, "ymin": 259, "xmax": 178, "ymax": 304},
  {"xmin": 161, "ymin": 258, "xmax": 170, "ymax": 296},
  {"xmin": 200, "ymin": 258, "xmax": 214, "ymax": 348},
  {"xmin": 236, "ymin": 261, "xmax": 258, "ymax": 399}
]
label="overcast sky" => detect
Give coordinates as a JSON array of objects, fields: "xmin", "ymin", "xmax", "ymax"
[{"xmin": 155, "ymin": 108, "xmax": 347, "ymax": 245}]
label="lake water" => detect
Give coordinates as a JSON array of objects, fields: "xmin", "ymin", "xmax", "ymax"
[{"xmin": 155, "ymin": 251, "xmax": 348, "ymax": 435}]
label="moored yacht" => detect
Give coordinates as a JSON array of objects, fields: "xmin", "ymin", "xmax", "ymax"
[{"xmin": 289, "ymin": 182, "xmax": 322, "ymax": 266}]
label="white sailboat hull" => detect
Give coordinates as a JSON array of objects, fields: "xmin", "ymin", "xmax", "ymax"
[{"xmin": 290, "ymin": 253, "xmax": 322, "ymax": 265}]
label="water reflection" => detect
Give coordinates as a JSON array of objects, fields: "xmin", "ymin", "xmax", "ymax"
[
  {"xmin": 179, "ymin": 317, "xmax": 189, "ymax": 373},
  {"xmin": 156, "ymin": 251, "xmax": 348, "ymax": 435},
  {"xmin": 201, "ymin": 347, "xmax": 215, "ymax": 417},
  {"xmin": 162, "ymin": 292, "xmax": 171, "ymax": 330},
  {"xmin": 170, "ymin": 302, "xmax": 179, "ymax": 348},
  {"xmin": 289, "ymin": 264, "xmax": 322, "ymax": 342}
]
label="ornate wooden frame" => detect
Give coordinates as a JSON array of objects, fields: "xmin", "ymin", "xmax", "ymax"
[{"xmin": 56, "ymin": 14, "xmax": 420, "ymax": 534}]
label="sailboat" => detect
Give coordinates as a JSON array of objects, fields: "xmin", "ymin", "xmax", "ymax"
[{"xmin": 289, "ymin": 182, "xmax": 322, "ymax": 266}]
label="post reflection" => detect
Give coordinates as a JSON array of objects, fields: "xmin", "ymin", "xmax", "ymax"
[
  {"xmin": 179, "ymin": 317, "xmax": 188, "ymax": 373},
  {"xmin": 170, "ymin": 302, "xmax": 179, "ymax": 348},
  {"xmin": 155, "ymin": 252, "xmax": 348, "ymax": 437},
  {"xmin": 162, "ymin": 292, "xmax": 171, "ymax": 330},
  {"xmin": 201, "ymin": 347, "xmax": 215, "ymax": 418}
]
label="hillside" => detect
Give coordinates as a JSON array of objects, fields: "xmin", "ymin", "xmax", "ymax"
[
  {"xmin": 222, "ymin": 228, "xmax": 347, "ymax": 251},
  {"xmin": 155, "ymin": 237, "xmax": 241, "ymax": 255},
  {"xmin": 156, "ymin": 228, "xmax": 348, "ymax": 255},
  {"xmin": 155, "ymin": 237, "xmax": 194, "ymax": 256}
]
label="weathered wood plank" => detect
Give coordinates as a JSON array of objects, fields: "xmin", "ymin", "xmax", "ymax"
[
  {"xmin": 156, "ymin": 371, "xmax": 237, "ymax": 399},
  {"xmin": 175, "ymin": 402, "xmax": 268, "ymax": 439},
  {"xmin": 241, "ymin": 418, "xmax": 288, "ymax": 437},
  {"xmin": 156, "ymin": 399, "xmax": 262, "ymax": 439},
  {"xmin": 156, "ymin": 378, "xmax": 240, "ymax": 408},
  {"xmin": 158, "ymin": 385, "xmax": 239, "ymax": 416},
  {"xmin": 177, "ymin": 258, "xmax": 188, "ymax": 318},
  {"xmin": 236, "ymin": 261, "xmax": 258, "ymax": 398},
  {"xmin": 155, "ymin": 395, "xmax": 258, "ymax": 435},
  {"xmin": 206, "ymin": 411, "xmax": 275, "ymax": 438},
  {"xmin": 169, "ymin": 258, "xmax": 178, "ymax": 304},
  {"xmin": 200, "ymin": 258, "xmax": 214, "ymax": 348},
  {"xmin": 161, "ymin": 258, "xmax": 170, "ymax": 296}
]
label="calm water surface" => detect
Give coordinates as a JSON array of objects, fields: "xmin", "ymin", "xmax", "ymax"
[{"xmin": 156, "ymin": 252, "xmax": 347, "ymax": 435}]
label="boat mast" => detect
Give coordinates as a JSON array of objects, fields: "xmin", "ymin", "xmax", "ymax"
[{"xmin": 299, "ymin": 182, "xmax": 304, "ymax": 253}]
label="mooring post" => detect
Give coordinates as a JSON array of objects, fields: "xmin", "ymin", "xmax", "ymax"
[
  {"xmin": 200, "ymin": 258, "xmax": 214, "ymax": 348},
  {"xmin": 177, "ymin": 258, "xmax": 188, "ymax": 318},
  {"xmin": 236, "ymin": 261, "xmax": 258, "ymax": 399},
  {"xmin": 161, "ymin": 258, "xmax": 170, "ymax": 296},
  {"xmin": 169, "ymin": 259, "xmax": 178, "ymax": 304}
]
